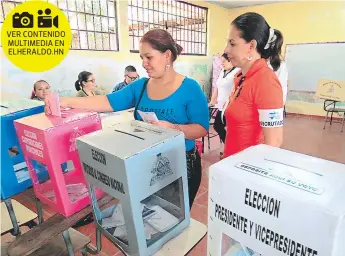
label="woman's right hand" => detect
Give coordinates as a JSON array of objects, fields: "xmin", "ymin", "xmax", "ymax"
[
  {"xmin": 44, "ymin": 97, "xmax": 51, "ymax": 115},
  {"xmin": 44, "ymin": 96, "xmax": 69, "ymax": 115}
]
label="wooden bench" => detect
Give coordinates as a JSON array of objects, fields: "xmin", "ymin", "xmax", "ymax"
[
  {"xmin": 4, "ymin": 195, "xmax": 208, "ymax": 256},
  {"xmin": 6, "ymin": 195, "xmax": 113, "ymax": 256},
  {"xmin": 2, "ymin": 228, "xmax": 90, "ymax": 256}
]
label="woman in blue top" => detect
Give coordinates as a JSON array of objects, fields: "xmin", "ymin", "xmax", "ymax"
[{"xmin": 45, "ymin": 29, "xmax": 209, "ymax": 209}]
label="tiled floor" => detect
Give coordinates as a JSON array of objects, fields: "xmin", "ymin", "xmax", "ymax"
[{"xmin": 2, "ymin": 116, "xmax": 345, "ymax": 255}]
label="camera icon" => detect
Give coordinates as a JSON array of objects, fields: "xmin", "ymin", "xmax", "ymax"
[
  {"xmin": 12, "ymin": 12, "xmax": 34, "ymax": 28},
  {"xmin": 37, "ymin": 8, "xmax": 59, "ymax": 28}
]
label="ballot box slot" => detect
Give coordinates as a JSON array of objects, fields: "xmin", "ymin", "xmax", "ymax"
[{"xmin": 114, "ymin": 129, "xmax": 145, "ymax": 140}]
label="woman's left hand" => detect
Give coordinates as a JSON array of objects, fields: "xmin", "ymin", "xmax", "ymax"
[{"xmin": 149, "ymin": 120, "xmax": 175, "ymax": 129}]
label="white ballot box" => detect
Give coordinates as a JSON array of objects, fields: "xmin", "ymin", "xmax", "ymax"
[
  {"xmin": 76, "ymin": 120, "xmax": 190, "ymax": 256},
  {"xmin": 207, "ymin": 144, "xmax": 345, "ymax": 256}
]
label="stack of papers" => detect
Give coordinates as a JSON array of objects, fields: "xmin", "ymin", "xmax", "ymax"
[{"xmin": 100, "ymin": 203, "xmax": 179, "ymax": 242}]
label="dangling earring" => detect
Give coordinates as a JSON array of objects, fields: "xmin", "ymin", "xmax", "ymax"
[
  {"xmin": 247, "ymin": 56, "xmax": 253, "ymax": 61},
  {"xmin": 165, "ymin": 64, "xmax": 171, "ymax": 71}
]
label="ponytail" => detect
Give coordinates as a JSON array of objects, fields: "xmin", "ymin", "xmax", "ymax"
[
  {"xmin": 30, "ymin": 90, "xmax": 36, "ymax": 99},
  {"xmin": 75, "ymin": 71, "xmax": 92, "ymax": 91},
  {"xmin": 266, "ymin": 29, "xmax": 283, "ymax": 71},
  {"xmin": 232, "ymin": 13, "xmax": 284, "ymax": 71},
  {"xmin": 75, "ymin": 80, "xmax": 81, "ymax": 91}
]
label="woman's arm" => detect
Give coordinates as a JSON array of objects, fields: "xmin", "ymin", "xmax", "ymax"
[
  {"xmin": 262, "ymin": 127, "xmax": 283, "ymax": 147},
  {"xmin": 62, "ymin": 96, "xmax": 113, "ymax": 112},
  {"xmin": 183, "ymin": 80, "xmax": 210, "ymax": 139},
  {"xmin": 209, "ymin": 87, "xmax": 218, "ymax": 105},
  {"xmin": 152, "ymin": 120, "xmax": 207, "ymax": 140},
  {"xmin": 45, "ymin": 79, "xmax": 145, "ymax": 115},
  {"xmin": 45, "ymin": 95, "xmax": 113, "ymax": 115},
  {"xmin": 254, "ymin": 73, "xmax": 284, "ymax": 148},
  {"xmin": 175, "ymin": 123, "xmax": 207, "ymax": 140}
]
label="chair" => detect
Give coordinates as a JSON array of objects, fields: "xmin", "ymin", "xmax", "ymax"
[
  {"xmin": 1, "ymin": 199, "xmax": 38, "ymax": 237},
  {"xmin": 323, "ymin": 100, "xmax": 345, "ymax": 132},
  {"xmin": 201, "ymin": 107, "xmax": 220, "ymax": 153}
]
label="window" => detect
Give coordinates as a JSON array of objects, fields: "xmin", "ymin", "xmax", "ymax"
[
  {"xmin": 0, "ymin": 0, "xmax": 119, "ymax": 51},
  {"xmin": 128, "ymin": 0, "xmax": 208, "ymax": 55},
  {"xmin": 0, "ymin": 0, "xmax": 24, "ymax": 47}
]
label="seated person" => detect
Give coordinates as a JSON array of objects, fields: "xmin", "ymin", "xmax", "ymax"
[
  {"xmin": 112, "ymin": 65, "xmax": 139, "ymax": 92},
  {"xmin": 75, "ymin": 71, "xmax": 102, "ymax": 97},
  {"xmin": 30, "ymin": 80, "xmax": 50, "ymax": 101}
]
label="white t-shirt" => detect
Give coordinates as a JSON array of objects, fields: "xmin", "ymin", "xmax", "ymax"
[
  {"xmin": 215, "ymin": 67, "xmax": 240, "ymax": 111},
  {"xmin": 268, "ymin": 61, "xmax": 288, "ymax": 104}
]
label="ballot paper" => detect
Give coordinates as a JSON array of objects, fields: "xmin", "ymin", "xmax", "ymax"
[
  {"xmin": 222, "ymin": 238, "xmax": 260, "ymax": 256},
  {"xmin": 46, "ymin": 92, "xmax": 61, "ymax": 117},
  {"xmin": 101, "ymin": 203, "xmax": 125, "ymax": 229},
  {"xmin": 100, "ymin": 202, "xmax": 185, "ymax": 242},
  {"xmin": 144, "ymin": 222, "xmax": 159, "ymax": 240},
  {"xmin": 101, "ymin": 203, "xmax": 157, "ymax": 230},
  {"xmin": 113, "ymin": 224, "xmax": 128, "ymax": 242},
  {"xmin": 137, "ymin": 110, "xmax": 158, "ymax": 123},
  {"xmin": 145, "ymin": 205, "xmax": 179, "ymax": 233},
  {"xmin": 223, "ymin": 247, "xmax": 260, "ymax": 256},
  {"xmin": 44, "ymin": 183, "xmax": 88, "ymax": 202}
]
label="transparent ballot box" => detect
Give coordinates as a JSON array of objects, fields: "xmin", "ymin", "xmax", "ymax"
[
  {"xmin": 1, "ymin": 99, "xmax": 45, "ymax": 199},
  {"xmin": 14, "ymin": 109, "xmax": 103, "ymax": 217},
  {"xmin": 207, "ymin": 144, "xmax": 345, "ymax": 256},
  {"xmin": 77, "ymin": 120, "xmax": 190, "ymax": 255}
]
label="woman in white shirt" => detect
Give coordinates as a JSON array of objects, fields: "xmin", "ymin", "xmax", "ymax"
[
  {"xmin": 267, "ymin": 47, "xmax": 288, "ymax": 105},
  {"xmin": 209, "ymin": 53, "xmax": 240, "ymax": 143}
]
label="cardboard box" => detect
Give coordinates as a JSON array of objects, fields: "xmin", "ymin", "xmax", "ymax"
[
  {"xmin": 207, "ymin": 144, "xmax": 345, "ymax": 256},
  {"xmin": 14, "ymin": 109, "xmax": 103, "ymax": 217},
  {"xmin": 76, "ymin": 120, "xmax": 190, "ymax": 256},
  {"xmin": 315, "ymin": 79, "xmax": 345, "ymax": 102},
  {"xmin": 1, "ymin": 99, "xmax": 45, "ymax": 199}
]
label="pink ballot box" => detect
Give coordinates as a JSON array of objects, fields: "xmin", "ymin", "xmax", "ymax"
[{"xmin": 14, "ymin": 109, "xmax": 104, "ymax": 217}]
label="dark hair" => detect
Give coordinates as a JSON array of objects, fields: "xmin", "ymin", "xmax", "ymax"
[
  {"xmin": 125, "ymin": 65, "xmax": 137, "ymax": 73},
  {"xmin": 221, "ymin": 53, "xmax": 230, "ymax": 61},
  {"xmin": 75, "ymin": 71, "xmax": 92, "ymax": 91},
  {"xmin": 30, "ymin": 80, "xmax": 49, "ymax": 99},
  {"xmin": 140, "ymin": 29, "xmax": 183, "ymax": 62},
  {"xmin": 232, "ymin": 12, "xmax": 283, "ymax": 71}
]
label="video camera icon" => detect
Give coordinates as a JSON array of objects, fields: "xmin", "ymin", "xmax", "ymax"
[
  {"xmin": 38, "ymin": 8, "xmax": 59, "ymax": 28},
  {"xmin": 11, "ymin": 8, "xmax": 58, "ymax": 29}
]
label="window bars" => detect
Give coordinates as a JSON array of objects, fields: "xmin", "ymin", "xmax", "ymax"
[{"xmin": 128, "ymin": 0, "xmax": 208, "ymax": 55}]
